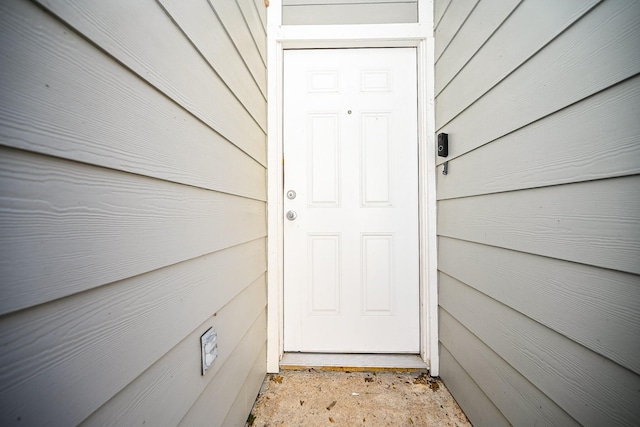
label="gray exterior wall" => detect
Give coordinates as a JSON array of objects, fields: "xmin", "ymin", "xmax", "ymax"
[
  {"xmin": 0, "ymin": 0, "xmax": 267, "ymax": 426},
  {"xmin": 283, "ymin": 0, "xmax": 418, "ymax": 25},
  {"xmin": 435, "ymin": 0, "xmax": 640, "ymax": 425}
]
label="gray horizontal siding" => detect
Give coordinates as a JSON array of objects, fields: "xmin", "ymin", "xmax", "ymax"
[
  {"xmin": 439, "ymin": 176, "xmax": 640, "ymax": 275},
  {"xmin": 0, "ymin": 0, "xmax": 267, "ymax": 425},
  {"xmin": 439, "ymin": 345, "xmax": 511, "ymax": 427},
  {"xmin": 433, "ymin": 0, "xmax": 450, "ymax": 28},
  {"xmin": 208, "ymin": 0, "xmax": 267, "ymax": 94},
  {"xmin": 0, "ymin": 147, "xmax": 266, "ymax": 314},
  {"xmin": 160, "ymin": 0, "xmax": 267, "ymax": 118},
  {"xmin": 437, "ymin": 0, "xmax": 636, "ymax": 160},
  {"xmin": 434, "ymin": 0, "xmax": 520, "ymax": 94},
  {"xmin": 82, "ymin": 274, "xmax": 267, "ymax": 426},
  {"xmin": 433, "ymin": 0, "xmax": 477, "ymax": 61},
  {"xmin": 441, "ymin": 273, "xmax": 640, "ymax": 425},
  {"xmin": 0, "ymin": 10, "xmax": 266, "ymax": 202},
  {"xmin": 439, "ymin": 237, "xmax": 640, "ymax": 376},
  {"xmin": 283, "ymin": 0, "xmax": 418, "ymax": 25},
  {"xmin": 37, "ymin": 0, "xmax": 266, "ymax": 165},
  {"xmin": 439, "ymin": 308, "xmax": 579, "ymax": 426},
  {"xmin": 254, "ymin": 0, "xmax": 267, "ymax": 30},
  {"xmin": 435, "ymin": 0, "xmax": 640, "ymax": 425},
  {"xmin": 436, "ymin": 75, "xmax": 640, "ymax": 200}
]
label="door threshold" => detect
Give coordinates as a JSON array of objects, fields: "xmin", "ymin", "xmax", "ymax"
[{"xmin": 280, "ymin": 353, "xmax": 428, "ymax": 372}]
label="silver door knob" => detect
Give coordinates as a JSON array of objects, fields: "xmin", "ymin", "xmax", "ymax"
[{"xmin": 286, "ymin": 210, "xmax": 297, "ymax": 220}]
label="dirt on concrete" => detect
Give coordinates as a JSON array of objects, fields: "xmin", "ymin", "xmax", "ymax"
[{"xmin": 248, "ymin": 370, "xmax": 471, "ymax": 426}]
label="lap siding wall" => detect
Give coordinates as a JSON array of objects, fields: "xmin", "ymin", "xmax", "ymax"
[
  {"xmin": 434, "ymin": 0, "xmax": 640, "ymax": 425},
  {"xmin": 0, "ymin": 0, "xmax": 268, "ymax": 425}
]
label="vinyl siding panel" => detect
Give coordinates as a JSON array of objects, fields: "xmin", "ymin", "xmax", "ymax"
[
  {"xmin": 435, "ymin": 0, "xmax": 640, "ymax": 425},
  {"xmin": 282, "ymin": 0, "xmax": 418, "ymax": 25},
  {"xmin": 0, "ymin": 0, "xmax": 267, "ymax": 425}
]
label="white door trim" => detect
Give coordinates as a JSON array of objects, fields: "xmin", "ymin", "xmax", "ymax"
[{"xmin": 266, "ymin": 0, "xmax": 438, "ymax": 374}]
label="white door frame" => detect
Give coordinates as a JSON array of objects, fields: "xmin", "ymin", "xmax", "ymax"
[{"xmin": 266, "ymin": 0, "xmax": 438, "ymax": 374}]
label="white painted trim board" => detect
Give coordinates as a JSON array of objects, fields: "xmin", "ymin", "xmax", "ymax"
[
  {"xmin": 281, "ymin": 353, "xmax": 428, "ymax": 370},
  {"xmin": 267, "ymin": 0, "xmax": 438, "ymax": 375}
]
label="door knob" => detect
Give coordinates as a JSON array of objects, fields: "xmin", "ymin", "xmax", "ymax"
[{"xmin": 286, "ymin": 210, "xmax": 297, "ymax": 220}]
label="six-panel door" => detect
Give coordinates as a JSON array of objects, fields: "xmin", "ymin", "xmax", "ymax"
[{"xmin": 283, "ymin": 48, "xmax": 419, "ymax": 353}]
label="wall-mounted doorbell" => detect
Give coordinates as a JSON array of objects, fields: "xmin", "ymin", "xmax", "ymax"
[{"xmin": 437, "ymin": 133, "xmax": 448, "ymax": 157}]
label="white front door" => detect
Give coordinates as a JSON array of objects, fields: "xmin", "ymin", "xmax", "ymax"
[{"xmin": 283, "ymin": 48, "xmax": 419, "ymax": 353}]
